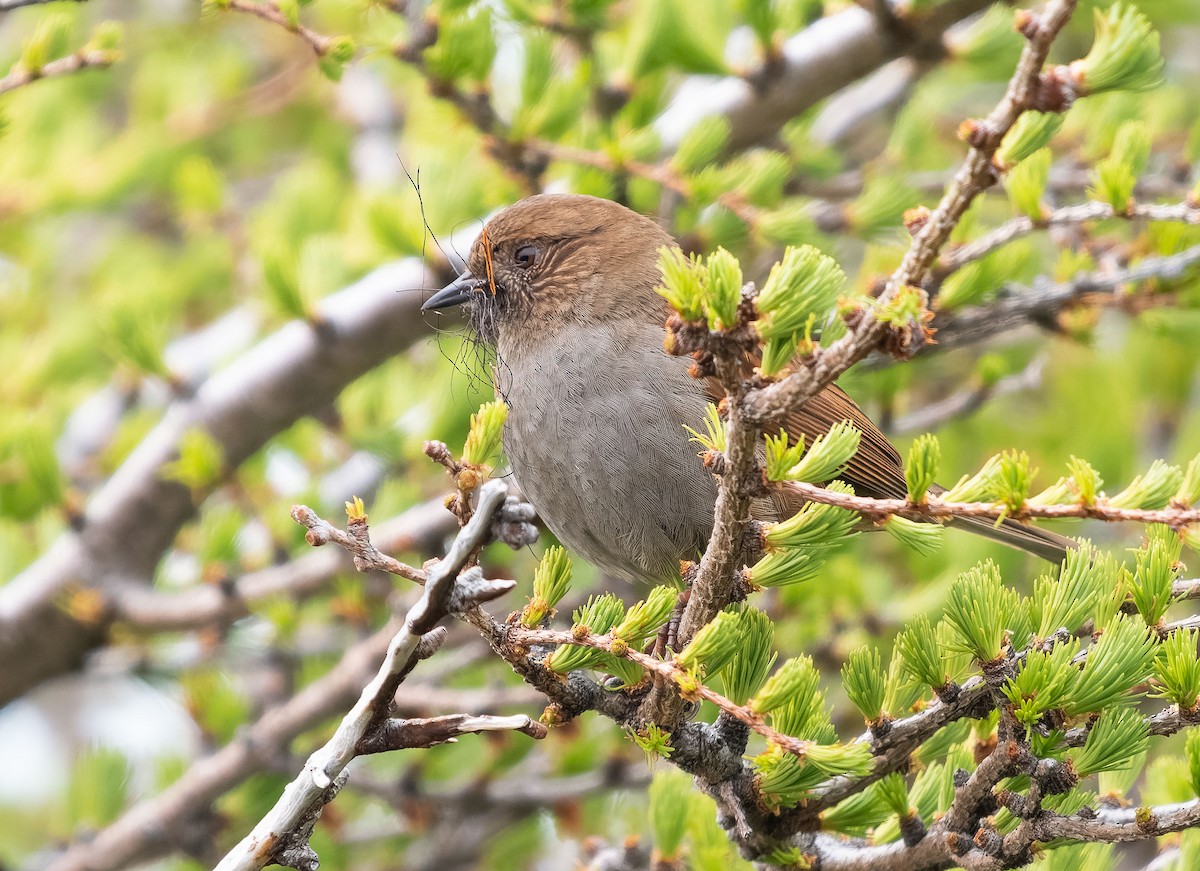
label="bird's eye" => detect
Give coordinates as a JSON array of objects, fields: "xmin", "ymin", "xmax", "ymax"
[{"xmin": 514, "ymin": 244, "xmax": 540, "ymax": 269}]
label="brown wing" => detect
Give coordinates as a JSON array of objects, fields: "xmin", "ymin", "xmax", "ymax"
[
  {"xmin": 703, "ymin": 376, "xmax": 907, "ymax": 522},
  {"xmin": 780, "ymin": 383, "xmax": 907, "ymax": 500}
]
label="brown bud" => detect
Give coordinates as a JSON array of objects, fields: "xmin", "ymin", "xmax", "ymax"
[
  {"xmin": 1014, "ymin": 8, "xmax": 1040, "ymax": 39},
  {"xmin": 903, "ymin": 206, "xmax": 931, "ymax": 236},
  {"xmin": 957, "ymin": 118, "xmax": 990, "ymax": 149}
]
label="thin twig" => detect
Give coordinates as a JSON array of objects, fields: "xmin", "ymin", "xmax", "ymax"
[
  {"xmin": 889, "ymin": 355, "xmax": 1046, "ymax": 436},
  {"xmin": 779, "ymin": 480, "xmax": 1200, "ymax": 527},
  {"xmin": 0, "ymin": 49, "xmax": 117, "ymax": 96},
  {"xmin": 224, "ymin": 0, "xmax": 334, "ymax": 56},
  {"xmin": 215, "ymin": 481, "xmax": 518, "ymax": 871},
  {"xmin": 938, "ymin": 200, "xmax": 1200, "ymax": 279}
]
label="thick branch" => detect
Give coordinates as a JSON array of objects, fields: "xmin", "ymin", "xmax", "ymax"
[
  {"xmin": 0, "ymin": 260, "xmax": 436, "ymax": 705},
  {"xmin": 655, "ymin": 0, "xmax": 992, "ymax": 153}
]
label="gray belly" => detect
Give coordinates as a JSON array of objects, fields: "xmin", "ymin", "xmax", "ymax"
[{"xmin": 497, "ymin": 324, "xmax": 718, "ymax": 584}]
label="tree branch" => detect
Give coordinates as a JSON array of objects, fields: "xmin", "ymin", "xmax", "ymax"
[
  {"xmin": 742, "ymin": 0, "xmax": 1080, "ymax": 424},
  {"xmin": 0, "ymin": 261, "xmax": 438, "ymax": 705},
  {"xmin": 0, "ymin": 47, "xmax": 117, "ymax": 95},
  {"xmin": 214, "ymin": 480, "xmax": 519, "ymax": 871},
  {"xmin": 937, "ymin": 200, "xmax": 1200, "ymax": 280}
]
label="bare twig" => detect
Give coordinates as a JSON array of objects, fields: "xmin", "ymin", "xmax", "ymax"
[
  {"xmin": 0, "ymin": 0, "xmax": 83, "ymax": 11},
  {"xmin": 889, "ymin": 356, "xmax": 1046, "ymax": 435},
  {"xmin": 937, "ymin": 200, "xmax": 1200, "ymax": 279},
  {"xmin": 223, "ymin": 0, "xmax": 334, "ymax": 56},
  {"xmin": 108, "ymin": 496, "xmax": 455, "ymax": 633},
  {"xmin": 0, "ymin": 48, "xmax": 117, "ymax": 95},
  {"xmin": 215, "ymin": 480, "xmax": 518, "ymax": 871}
]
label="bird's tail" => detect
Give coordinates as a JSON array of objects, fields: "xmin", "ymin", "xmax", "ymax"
[{"xmin": 948, "ymin": 515, "xmax": 1076, "ymax": 564}]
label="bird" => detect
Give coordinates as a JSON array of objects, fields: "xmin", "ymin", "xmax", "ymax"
[{"xmin": 421, "ymin": 193, "xmax": 1074, "ymax": 585}]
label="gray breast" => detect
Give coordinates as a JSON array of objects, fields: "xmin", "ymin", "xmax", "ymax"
[{"xmin": 497, "ymin": 322, "xmax": 718, "ymax": 584}]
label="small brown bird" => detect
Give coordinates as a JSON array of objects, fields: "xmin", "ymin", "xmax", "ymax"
[{"xmin": 422, "ymin": 194, "xmax": 1073, "ymax": 583}]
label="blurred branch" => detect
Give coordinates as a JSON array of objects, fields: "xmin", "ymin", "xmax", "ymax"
[
  {"xmin": 0, "ymin": 261, "xmax": 438, "ymax": 706},
  {"xmin": 889, "ymin": 355, "xmax": 1046, "ymax": 436},
  {"xmin": 924, "ymin": 240, "xmax": 1200, "ymax": 355},
  {"xmin": 743, "ymin": 0, "xmax": 1079, "ymax": 424},
  {"xmin": 47, "ymin": 619, "xmax": 408, "ymax": 871},
  {"xmin": 937, "ymin": 200, "xmax": 1200, "ymax": 280},
  {"xmin": 656, "ymin": 0, "xmax": 991, "ymax": 153},
  {"xmin": 0, "ymin": 0, "xmax": 81, "ymax": 10},
  {"xmin": 109, "ymin": 496, "xmax": 455, "ymax": 633},
  {"xmin": 221, "ymin": 0, "xmax": 334, "ymax": 56},
  {"xmin": 527, "ymin": 139, "xmax": 759, "ymax": 225},
  {"xmin": 0, "ymin": 47, "xmax": 117, "ymax": 95}
]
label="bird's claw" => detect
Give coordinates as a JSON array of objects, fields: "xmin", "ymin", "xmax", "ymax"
[{"xmin": 492, "ymin": 495, "xmax": 539, "ymax": 549}]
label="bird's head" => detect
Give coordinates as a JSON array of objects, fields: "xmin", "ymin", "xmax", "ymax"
[{"xmin": 421, "ymin": 194, "xmax": 675, "ymax": 344}]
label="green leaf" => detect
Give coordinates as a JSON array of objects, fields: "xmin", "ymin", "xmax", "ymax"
[
  {"xmin": 1088, "ymin": 121, "xmax": 1151, "ymax": 211},
  {"xmin": 648, "ymin": 769, "xmax": 692, "ymax": 859},
  {"xmin": 842, "ymin": 646, "xmax": 886, "ymax": 723},
  {"xmin": 905, "ymin": 434, "xmax": 940, "ymax": 503},
  {"xmin": 895, "ymin": 614, "xmax": 945, "ymax": 689},
  {"xmin": 521, "ymin": 546, "xmax": 573, "ymax": 628},
  {"xmin": 672, "ymin": 116, "xmax": 731, "ymax": 175},
  {"xmin": 1063, "ymin": 614, "xmax": 1157, "ymax": 716},
  {"xmin": 1003, "ymin": 637, "xmax": 1080, "ymax": 730},
  {"xmin": 1032, "ymin": 542, "xmax": 1106, "ymax": 639},
  {"xmin": 162, "ymin": 428, "xmax": 225, "ymax": 492},
  {"xmin": 545, "ymin": 594, "xmax": 626, "ymax": 673},
  {"xmin": 943, "ymin": 560, "xmax": 1019, "ymax": 662},
  {"xmin": 765, "ymin": 487, "xmax": 861, "ymax": 549},
  {"xmin": 1072, "ymin": 3, "xmax": 1164, "ymax": 97},
  {"xmin": 461, "ymin": 399, "xmax": 508, "ymax": 467},
  {"xmin": 1109, "ymin": 459, "xmax": 1184, "ymax": 510},
  {"xmin": 1128, "ymin": 525, "xmax": 1181, "ymax": 626},
  {"xmin": 995, "ymin": 112, "xmax": 1064, "ymax": 171},
  {"xmin": 614, "ymin": 585, "xmax": 677, "ymax": 647},
  {"xmin": 882, "ymin": 515, "xmax": 945, "ymax": 556},
  {"xmin": 1070, "ymin": 706, "xmax": 1149, "ymax": 777},
  {"xmin": 656, "ymin": 246, "xmax": 706, "ymax": 321},
  {"xmin": 67, "ymin": 746, "xmax": 130, "ymax": 829},
  {"xmin": 764, "ymin": 429, "xmax": 806, "ymax": 482},
  {"xmin": 1152, "ymin": 627, "xmax": 1200, "ymax": 710},
  {"xmin": 1004, "ymin": 147, "xmax": 1051, "ymax": 219},
  {"xmin": 684, "ymin": 403, "xmax": 726, "ymax": 454},
  {"xmin": 778, "ymin": 421, "xmax": 862, "ymax": 484},
  {"xmin": 750, "ymin": 655, "xmax": 820, "ymax": 716},
  {"xmin": 704, "ymin": 246, "xmax": 743, "ymax": 331},
  {"xmin": 1187, "ymin": 729, "xmax": 1200, "ymax": 797},
  {"xmin": 719, "ymin": 608, "xmax": 776, "ymax": 706},
  {"xmin": 676, "ymin": 608, "xmax": 743, "ymax": 676},
  {"xmin": 424, "ymin": 9, "xmax": 496, "ymax": 82},
  {"xmin": 754, "ymin": 245, "xmax": 847, "ymax": 376},
  {"xmin": 942, "ymin": 454, "xmax": 1004, "ymax": 502}
]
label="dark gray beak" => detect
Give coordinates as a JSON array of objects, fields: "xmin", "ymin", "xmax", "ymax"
[{"xmin": 422, "ymin": 273, "xmax": 483, "ymax": 312}]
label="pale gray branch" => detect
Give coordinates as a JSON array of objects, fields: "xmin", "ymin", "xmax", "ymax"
[{"xmin": 0, "ymin": 260, "xmax": 437, "ymax": 705}]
